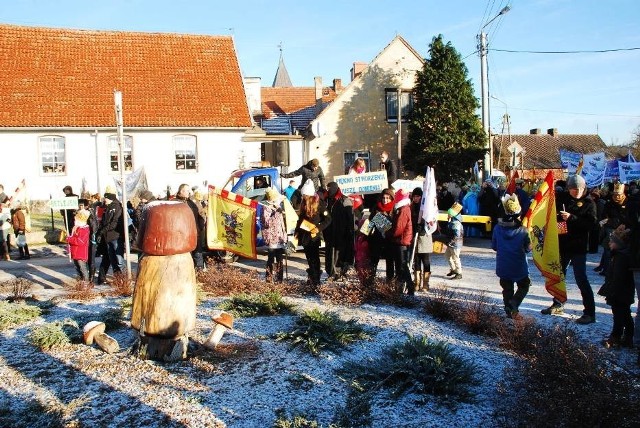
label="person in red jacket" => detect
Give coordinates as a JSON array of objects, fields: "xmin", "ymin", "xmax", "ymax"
[
  {"xmin": 67, "ymin": 209, "xmax": 91, "ymax": 284},
  {"xmin": 391, "ymin": 189, "xmax": 414, "ymax": 295}
]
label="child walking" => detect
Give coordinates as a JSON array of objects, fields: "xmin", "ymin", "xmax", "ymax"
[
  {"xmin": 261, "ymin": 187, "xmax": 287, "ymax": 283},
  {"xmin": 444, "ymin": 202, "xmax": 464, "ymax": 280},
  {"xmin": 599, "ymin": 226, "xmax": 635, "ymax": 348},
  {"xmin": 492, "ymin": 194, "xmax": 532, "ymax": 318},
  {"xmin": 67, "ymin": 209, "xmax": 91, "ymax": 284}
]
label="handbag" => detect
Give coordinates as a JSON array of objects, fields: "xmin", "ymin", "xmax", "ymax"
[
  {"xmin": 16, "ymin": 233, "xmax": 27, "ymax": 247},
  {"xmin": 557, "ymin": 221, "xmax": 568, "ymax": 235}
]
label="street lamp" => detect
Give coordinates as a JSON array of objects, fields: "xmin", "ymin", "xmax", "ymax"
[{"xmin": 479, "ymin": 5, "xmax": 510, "ymax": 180}]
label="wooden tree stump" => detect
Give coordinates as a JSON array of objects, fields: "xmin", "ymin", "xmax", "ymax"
[{"xmin": 131, "ymin": 252, "xmax": 197, "ymax": 361}]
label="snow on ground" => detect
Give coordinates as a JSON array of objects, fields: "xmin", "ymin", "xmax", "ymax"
[{"xmin": 0, "ymin": 238, "xmax": 638, "ymax": 427}]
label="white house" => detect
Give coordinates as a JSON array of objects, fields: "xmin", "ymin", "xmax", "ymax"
[{"xmin": 0, "ymin": 24, "xmax": 260, "ymax": 203}]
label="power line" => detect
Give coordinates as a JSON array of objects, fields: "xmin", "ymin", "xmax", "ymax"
[
  {"xmin": 502, "ymin": 106, "xmax": 640, "ymax": 119},
  {"xmin": 491, "ymin": 47, "xmax": 640, "ymax": 54}
]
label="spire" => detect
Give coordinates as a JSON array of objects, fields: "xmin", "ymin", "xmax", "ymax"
[{"xmin": 272, "ymin": 42, "xmax": 292, "ymax": 87}]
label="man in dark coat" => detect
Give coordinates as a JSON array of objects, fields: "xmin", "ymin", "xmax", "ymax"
[
  {"xmin": 323, "ymin": 182, "xmax": 355, "ymax": 280},
  {"xmin": 541, "ymin": 174, "xmax": 598, "ymax": 324},
  {"xmin": 96, "ymin": 192, "xmax": 125, "ymax": 284},
  {"xmin": 379, "ymin": 151, "xmax": 397, "ymax": 187},
  {"xmin": 281, "ymin": 158, "xmax": 326, "ymax": 193}
]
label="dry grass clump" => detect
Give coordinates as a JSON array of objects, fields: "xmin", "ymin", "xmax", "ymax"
[
  {"xmin": 422, "ymin": 284, "xmax": 459, "ymax": 320},
  {"xmin": 109, "ymin": 272, "xmax": 135, "ymax": 296},
  {"xmin": 318, "ymin": 274, "xmax": 419, "ymax": 308},
  {"xmin": 197, "ymin": 263, "xmax": 314, "ymax": 297},
  {"xmin": 3, "ymin": 277, "xmax": 34, "ymax": 301},
  {"xmin": 457, "ymin": 291, "xmax": 502, "ymax": 335},
  {"xmin": 65, "ymin": 279, "xmax": 99, "ymax": 301}
]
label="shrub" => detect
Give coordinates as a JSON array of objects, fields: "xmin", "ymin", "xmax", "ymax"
[
  {"xmin": 318, "ymin": 276, "xmax": 419, "ymax": 308},
  {"xmin": 422, "ymin": 285, "xmax": 459, "ymax": 321},
  {"xmin": 109, "ymin": 272, "xmax": 134, "ymax": 297},
  {"xmin": 273, "ymin": 409, "xmax": 322, "ymax": 428},
  {"xmin": 0, "ymin": 300, "xmax": 42, "ymax": 331},
  {"xmin": 218, "ymin": 292, "xmax": 294, "ymax": 317},
  {"xmin": 338, "ymin": 336, "xmax": 478, "ymax": 402},
  {"xmin": 457, "ymin": 291, "xmax": 502, "ymax": 335},
  {"xmin": 28, "ymin": 318, "xmax": 79, "ymax": 349},
  {"xmin": 65, "ymin": 279, "xmax": 99, "ymax": 301},
  {"xmin": 499, "ymin": 323, "xmax": 640, "ymax": 427},
  {"xmin": 275, "ymin": 309, "xmax": 370, "ymax": 356},
  {"xmin": 6, "ymin": 277, "xmax": 34, "ymax": 300}
]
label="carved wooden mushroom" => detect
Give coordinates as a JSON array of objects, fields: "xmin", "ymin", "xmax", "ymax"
[
  {"xmin": 83, "ymin": 321, "xmax": 120, "ymax": 354},
  {"xmin": 203, "ymin": 311, "xmax": 234, "ymax": 350}
]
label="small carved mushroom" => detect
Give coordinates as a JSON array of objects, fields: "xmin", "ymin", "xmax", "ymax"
[
  {"xmin": 83, "ymin": 321, "xmax": 120, "ymax": 354},
  {"xmin": 203, "ymin": 310, "xmax": 234, "ymax": 350}
]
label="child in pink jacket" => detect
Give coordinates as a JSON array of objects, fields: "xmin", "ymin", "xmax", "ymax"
[{"xmin": 67, "ymin": 209, "xmax": 91, "ymax": 283}]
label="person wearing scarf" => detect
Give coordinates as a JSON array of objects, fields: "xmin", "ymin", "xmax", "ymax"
[
  {"xmin": 367, "ymin": 188, "xmax": 396, "ymax": 286},
  {"xmin": 391, "ymin": 189, "xmax": 414, "ymax": 295}
]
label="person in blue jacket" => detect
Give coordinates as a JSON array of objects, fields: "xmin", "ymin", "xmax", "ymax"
[{"xmin": 492, "ymin": 193, "xmax": 532, "ymax": 318}]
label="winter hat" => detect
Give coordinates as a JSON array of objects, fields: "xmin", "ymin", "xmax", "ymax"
[
  {"xmin": 265, "ymin": 187, "xmax": 280, "ymax": 201},
  {"xmin": 447, "ymin": 202, "xmax": 463, "ymax": 217},
  {"xmin": 327, "ymin": 182, "xmax": 340, "ymax": 198},
  {"xmin": 139, "ymin": 190, "xmax": 155, "ymax": 201},
  {"xmin": 74, "ymin": 209, "xmax": 90, "ymax": 224},
  {"xmin": 104, "ymin": 184, "xmax": 117, "ymax": 194},
  {"xmin": 609, "ymin": 226, "xmax": 631, "ymax": 248},
  {"xmin": 394, "ymin": 189, "xmax": 411, "ymax": 209},
  {"xmin": 300, "ymin": 179, "xmax": 316, "ymax": 197},
  {"xmin": 613, "ymin": 182, "xmax": 625, "ymax": 195},
  {"xmin": 566, "ymin": 174, "xmax": 586, "ymax": 191},
  {"xmin": 411, "ymin": 187, "xmax": 423, "ymax": 198},
  {"xmin": 501, "ymin": 193, "xmax": 521, "ymax": 215},
  {"xmin": 104, "ymin": 192, "xmax": 117, "ymax": 201}
]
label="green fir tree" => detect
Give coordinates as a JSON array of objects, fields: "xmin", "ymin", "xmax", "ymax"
[{"xmin": 404, "ymin": 35, "xmax": 486, "ymax": 183}]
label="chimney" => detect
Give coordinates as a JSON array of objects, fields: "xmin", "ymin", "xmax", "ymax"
[
  {"xmin": 350, "ymin": 62, "xmax": 367, "ymax": 81},
  {"xmin": 314, "ymin": 76, "xmax": 323, "ymax": 116},
  {"xmin": 333, "ymin": 78, "xmax": 342, "ymax": 93},
  {"xmin": 547, "ymin": 128, "xmax": 558, "ymax": 137},
  {"xmin": 243, "ymin": 76, "xmax": 262, "ymax": 116},
  {"xmin": 530, "ymin": 128, "xmax": 542, "ymax": 135}
]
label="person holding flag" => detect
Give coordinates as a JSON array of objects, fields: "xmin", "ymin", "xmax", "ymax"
[{"xmin": 541, "ymin": 174, "xmax": 598, "ymax": 324}]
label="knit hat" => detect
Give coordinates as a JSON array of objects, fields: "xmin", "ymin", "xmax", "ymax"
[
  {"xmin": 501, "ymin": 193, "xmax": 521, "ymax": 215},
  {"xmin": 139, "ymin": 190, "xmax": 155, "ymax": 201},
  {"xmin": 566, "ymin": 174, "xmax": 586, "ymax": 190},
  {"xmin": 104, "ymin": 192, "xmax": 117, "ymax": 201},
  {"xmin": 394, "ymin": 189, "xmax": 411, "ymax": 209},
  {"xmin": 327, "ymin": 182, "xmax": 340, "ymax": 198},
  {"xmin": 75, "ymin": 209, "xmax": 90, "ymax": 224},
  {"xmin": 411, "ymin": 187, "xmax": 423, "ymax": 198},
  {"xmin": 613, "ymin": 182, "xmax": 625, "ymax": 195},
  {"xmin": 265, "ymin": 187, "xmax": 280, "ymax": 201},
  {"xmin": 447, "ymin": 202, "xmax": 463, "ymax": 217},
  {"xmin": 104, "ymin": 184, "xmax": 117, "ymax": 194},
  {"xmin": 609, "ymin": 226, "xmax": 631, "ymax": 248},
  {"xmin": 300, "ymin": 180, "xmax": 316, "ymax": 197}
]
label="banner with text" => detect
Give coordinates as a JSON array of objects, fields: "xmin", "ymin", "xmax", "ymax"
[
  {"xmin": 581, "ymin": 152, "xmax": 606, "ymax": 188},
  {"xmin": 333, "ymin": 171, "xmax": 388, "ymax": 195}
]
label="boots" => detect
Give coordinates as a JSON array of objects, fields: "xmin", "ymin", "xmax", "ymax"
[
  {"xmin": 414, "ymin": 270, "xmax": 423, "ymax": 291},
  {"xmin": 275, "ymin": 261, "xmax": 284, "ymax": 283},
  {"xmin": 423, "ymin": 272, "xmax": 431, "ymax": 291},
  {"xmin": 265, "ymin": 264, "xmax": 273, "ymax": 283},
  {"xmin": 18, "ymin": 246, "xmax": 25, "ymax": 259}
]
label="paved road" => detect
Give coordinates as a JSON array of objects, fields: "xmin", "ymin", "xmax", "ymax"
[{"xmin": 0, "ymin": 238, "xmax": 494, "ymax": 297}]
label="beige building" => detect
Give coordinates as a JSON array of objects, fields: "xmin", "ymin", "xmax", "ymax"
[{"xmin": 308, "ymin": 35, "xmax": 424, "ymax": 180}]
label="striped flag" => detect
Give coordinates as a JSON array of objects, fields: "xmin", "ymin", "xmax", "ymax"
[
  {"xmin": 207, "ymin": 186, "xmax": 258, "ymax": 259},
  {"xmin": 522, "ymin": 171, "xmax": 567, "ymax": 303}
]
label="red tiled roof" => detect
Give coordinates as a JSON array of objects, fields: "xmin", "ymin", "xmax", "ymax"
[
  {"xmin": 260, "ymin": 87, "xmax": 336, "ymax": 119},
  {"xmin": 493, "ymin": 131, "xmax": 607, "ymax": 169},
  {"xmin": 0, "ymin": 24, "xmax": 251, "ymax": 128}
]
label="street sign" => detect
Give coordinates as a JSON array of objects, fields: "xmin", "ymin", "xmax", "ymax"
[
  {"xmin": 507, "ymin": 141, "xmax": 523, "ymax": 156},
  {"xmin": 49, "ymin": 197, "xmax": 78, "ymax": 210}
]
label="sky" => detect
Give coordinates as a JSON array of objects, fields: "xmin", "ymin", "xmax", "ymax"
[{"xmin": 2, "ymin": 0, "xmax": 640, "ymax": 145}]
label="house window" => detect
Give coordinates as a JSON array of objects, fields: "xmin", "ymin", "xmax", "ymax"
[
  {"xmin": 39, "ymin": 136, "xmax": 66, "ymax": 174},
  {"xmin": 108, "ymin": 135, "xmax": 133, "ymax": 172},
  {"xmin": 343, "ymin": 151, "xmax": 371, "ymax": 174},
  {"xmin": 385, "ymin": 89, "xmax": 413, "ymax": 122},
  {"xmin": 174, "ymin": 135, "xmax": 197, "ymax": 171}
]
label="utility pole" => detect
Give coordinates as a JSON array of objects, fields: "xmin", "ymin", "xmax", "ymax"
[{"xmin": 114, "ymin": 91, "xmax": 131, "ymax": 279}]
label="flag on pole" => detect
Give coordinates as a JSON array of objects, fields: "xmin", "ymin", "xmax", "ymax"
[
  {"xmin": 628, "ymin": 149, "xmax": 637, "ymax": 163},
  {"xmin": 420, "ymin": 166, "xmax": 438, "ymax": 235},
  {"xmin": 575, "ymin": 156, "xmax": 584, "ymax": 175},
  {"xmin": 522, "ymin": 171, "xmax": 566, "ymax": 303},
  {"xmin": 506, "ymin": 170, "xmax": 519, "ymax": 194},
  {"xmin": 207, "ymin": 186, "xmax": 258, "ymax": 259}
]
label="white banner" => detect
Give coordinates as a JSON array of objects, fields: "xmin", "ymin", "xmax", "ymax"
[
  {"xmin": 50, "ymin": 196, "xmax": 79, "ymax": 210},
  {"xmin": 391, "ymin": 179, "xmax": 425, "ymax": 193},
  {"xmin": 333, "ymin": 171, "xmax": 388, "ymax": 195}
]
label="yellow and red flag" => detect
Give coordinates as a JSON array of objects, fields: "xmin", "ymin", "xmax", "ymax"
[
  {"xmin": 207, "ymin": 186, "xmax": 258, "ymax": 259},
  {"xmin": 522, "ymin": 171, "xmax": 567, "ymax": 303},
  {"xmin": 506, "ymin": 170, "xmax": 519, "ymax": 194}
]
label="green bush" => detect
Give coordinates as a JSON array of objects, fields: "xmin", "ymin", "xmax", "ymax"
[
  {"xmin": 219, "ymin": 292, "xmax": 294, "ymax": 317},
  {"xmin": 273, "ymin": 409, "xmax": 322, "ymax": 428},
  {"xmin": 338, "ymin": 336, "xmax": 478, "ymax": 402},
  {"xmin": 0, "ymin": 301, "xmax": 42, "ymax": 331},
  {"xmin": 28, "ymin": 318, "xmax": 79, "ymax": 350},
  {"xmin": 275, "ymin": 309, "xmax": 370, "ymax": 356}
]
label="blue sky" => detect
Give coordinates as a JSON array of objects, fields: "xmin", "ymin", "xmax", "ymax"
[{"xmin": 3, "ymin": 0, "xmax": 639, "ymax": 145}]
